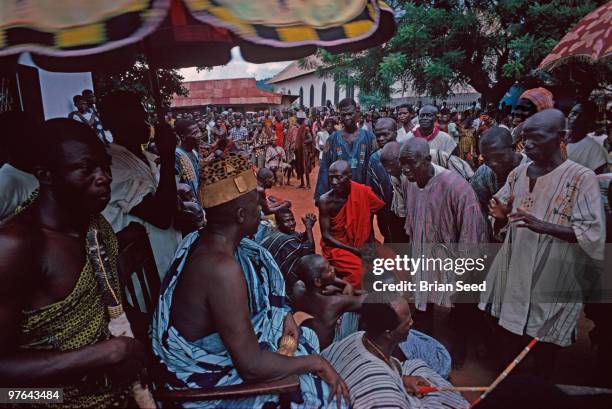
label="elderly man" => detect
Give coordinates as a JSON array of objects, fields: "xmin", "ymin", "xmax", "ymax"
[
  {"xmin": 367, "ymin": 117, "xmax": 398, "ymax": 242},
  {"xmin": 566, "ymin": 100, "xmax": 608, "ymax": 174},
  {"xmin": 322, "ymin": 294, "xmax": 468, "ymax": 409},
  {"xmin": 151, "ymin": 153, "xmax": 348, "ymax": 409},
  {"xmin": 0, "ymin": 119, "xmax": 146, "ymax": 407},
  {"xmin": 315, "ymin": 98, "xmax": 377, "ymax": 202},
  {"xmin": 403, "ymin": 105, "xmax": 457, "ymax": 155},
  {"xmin": 401, "ymin": 138, "xmax": 486, "ymax": 312},
  {"xmin": 482, "ymin": 109, "xmax": 605, "ymax": 373},
  {"xmin": 400, "ymin": 138, "xmax": 486, "ymax": 366},
  {"xmin": 470, "ymin": 127, "xmax": 529, "ymax": 227},
  {"xmin": 319, "ymin": 160, "xmax": 385, "ymax": 289},
  {"xmin": 380, "ymin": 142, "xmax": 411, "ymax": 243}
]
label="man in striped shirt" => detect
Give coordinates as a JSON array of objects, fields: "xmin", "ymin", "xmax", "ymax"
[{"xmin": 322, "ymin": 293, "xmax": 468, "ymax": 409}]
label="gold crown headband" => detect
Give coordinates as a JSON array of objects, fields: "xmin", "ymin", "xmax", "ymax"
[{"xmin": 199, "ymin": 153, "xmax": 258, "ymax": 208}]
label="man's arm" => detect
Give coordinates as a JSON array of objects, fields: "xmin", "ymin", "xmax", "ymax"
[
  {"xmin": 0, "ymin": 229, "xmax": 146, "ymax": 383},
  {"xmin": 314, "ymin": 141, "xmax": 332, "ymax": 203},
  {"xmin": 206, "ymin": 257, "xmax": 342, "ymax": 384},
  {"xmin": 319, "ymin": 198, "xmax": 360, "ymax": 256},
  {"xmin": 130, "ymin": 123, "xmax": 178, "ymax": 229}
]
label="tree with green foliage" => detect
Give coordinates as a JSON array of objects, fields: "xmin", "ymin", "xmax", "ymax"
[
  {"xmin": 93, "ymin": 55, "xmax": 188, "ymax": 111},
  {"xmin": 313, "ymin": 0, "xmax": 607, "ymax": 105}
]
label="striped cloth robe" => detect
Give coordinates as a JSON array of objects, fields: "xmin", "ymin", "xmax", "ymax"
[{"xmin": 322, "ymin": 331, "xmax": 468, "ymax": 409}]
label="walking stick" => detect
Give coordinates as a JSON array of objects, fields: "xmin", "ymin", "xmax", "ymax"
[
  {"xmin": 88, "ymin": 227, "xmax": 157, "ymax": 409},
  {"xmin": 469, "ymin": 309, "xmax": 563, "ymax": 408}
]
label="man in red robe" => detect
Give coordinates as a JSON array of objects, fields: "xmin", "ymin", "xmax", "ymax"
[{"xmin": 319, "ymin": 160, "xmax": 385, "ymax": 288}]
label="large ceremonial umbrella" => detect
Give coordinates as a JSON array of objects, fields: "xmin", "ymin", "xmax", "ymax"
[
  {"xmin": 538, "ymin": 1, "xmax": 612, "ymax": 72},
  {"xmin": 0, "ymin": 0, "xmax": 396, "ymax": 72}
]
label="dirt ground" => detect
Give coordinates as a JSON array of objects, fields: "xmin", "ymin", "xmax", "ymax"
[{"xmin": 269, "ymin": 165, "xmax": 605, "ymax": 402}]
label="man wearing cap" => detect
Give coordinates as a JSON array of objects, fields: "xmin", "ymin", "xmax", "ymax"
[
  {"xmin": 511, "ymin": 87, "xmax": 554, "ymax": 150},
  {"xmin": 151, "ymin": 153, "xmax": 349, "ymax": 409}
]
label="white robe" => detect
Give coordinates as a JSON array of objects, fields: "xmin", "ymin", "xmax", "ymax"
[
  {"xmin": 102, "ymin": 144, "xmax": 182, "ymax": 310},
  {"xmin": 479, "ymin": 160, "xmax": 605, "ymax": 346},
  {"xmin": 0, "ymin": 164, "xmax": 38, "ymax": 223}
]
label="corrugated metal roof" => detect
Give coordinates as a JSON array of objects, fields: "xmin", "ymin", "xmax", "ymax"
[
  {"xmin": 171, "ymin": 78, "xmax": 283, "ymax": 107},
  {"xmin": 267, "ymin": 55, "xmax": 321, "ymax": 84}
]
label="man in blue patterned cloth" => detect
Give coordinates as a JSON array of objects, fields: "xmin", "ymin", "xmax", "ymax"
[{"xmin": 151, "ymin": 152, "xmax": 349, "ymax": 409}]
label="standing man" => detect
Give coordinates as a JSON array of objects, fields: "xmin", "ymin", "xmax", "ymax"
[
  {"xmin": 229, "ymin": 117, "xmax": 249, "ymax": 149},
  {"xmin": 174, "ymin": 119, "xmax": 202, "ymax": 203},
  {"xmin": 0, "ymin": 119, "xmax": 147, "ymax": 407},
  {"xmin": 482, "ymin": 109, "xmax": 605, "ymax": 374},
  {"xmin": 380, "ymin": 141, "xmax": 411, "ymax": 243},
  {"xmin": 99, "ymin": 91, "xmax": 182, "ymax": 292},
  {"xmin": 319, "ymin": 160, "xmax": 385, "ymax": 288},
  {"xmin": 295, "ymin": 111, "xmax": 315, "ymax": 189},
  {"xmin": 470, "ymin": 127, "xmax": 528, "ymax": 229},
  {"xmin": 68, "ymin": 95, "xmax": 94, "ymax": 126},
  {"xmin": 151, "ymin": 153, "xmax": 349, "ymax": 409},
  {"xmin": 315, "ymin": 98, "xmax": 377, "ymax": 202},
  {"xmin": 566, "ymin": 100, "xmax": 608, "ymax": 174},
  {"xmin": 367, "ymin": 117, "xmax": 397, "ymax": 243},
  {"xmin": 400, "ymin": 138, "xmax": 486, "ymax": 342},
  {"xmin": 511, "ymin": 87, "xmax": 554, "ymax": 149},
  {"xmin": 397, "ymin": 104, "xmax": 415, "ymax": 143},
  {"xmin": 81, "ymin": 89, "xmax": 108, "ymax": 143},
  {"xmin": 403, "ymin": 105, "xmax": 457, "ymax": 155}
]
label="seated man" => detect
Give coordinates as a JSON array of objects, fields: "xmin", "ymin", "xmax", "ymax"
[
  {"xmin": 319, "ymin": 160, "xmax": 385, "ymax": 288},
  {"xmin": 151, "ymin": 153, "xmax": 348, "ymax": 409},
  {"xmin": 322, "ymin": 293, "xmax": 469, "ymax": 409},
  {"xmin": 0, "ymin": 119, "xmax": 147, "ymax": 407},
  {"xmin": 292, "ymin": 255, "xmax": 366, "ymax": 349},
  {"xmin": 293, "ymin": 255, "xmax": 452, "ymax": 378},
  {"xmin": 258, "ymin": 208, "xmax": 316, "ymax": 289},
  {"xmin": 257, "ymin": 167, "xmax": 291, "ymax": 215}
]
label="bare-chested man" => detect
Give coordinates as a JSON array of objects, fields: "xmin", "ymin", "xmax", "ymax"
[
  {"xmin": 319, "ymin": 160, "xmax": 385, "ymax": 289},
  {"xmin": 292, "ymin": 255, "xmax": 366, "ymax": 349},
  {"xmin": 151, "ymin": 153, "xmax": 348, "ymax": 409},
  {"xmin": 0, "ymin": 119, "xmax": 146, "ymax": 407},
  {"xmin": 257, "ymin": 167, "xmax": 291, "ymax": 215}
]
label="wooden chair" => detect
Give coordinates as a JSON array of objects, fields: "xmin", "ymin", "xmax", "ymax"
[{"xmin": 115, "ymin": 222, "xmax": 300, "ymax": 408}]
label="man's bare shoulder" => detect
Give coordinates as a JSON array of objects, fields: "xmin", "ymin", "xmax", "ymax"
[
  {"xmin": 0, "ymin": 218, "xmax": 40, "ymax": 281},
  {"xmin": 319, "ymin": 191, "xmax": 334, "ymax": 207},
  {"xmin": 183, "ymin": 246, "xmax": 244, "ymax": 286}
]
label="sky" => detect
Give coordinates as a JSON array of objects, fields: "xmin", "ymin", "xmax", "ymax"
[{"xmin": 178, "ymin": 47, "xmax": 293, "ymax": 82}]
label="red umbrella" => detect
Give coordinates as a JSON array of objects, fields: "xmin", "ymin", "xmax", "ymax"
[
  {"xmin": 0, "ymin": 0, "xmax": 396, "ymax": 72},
  {"xmin": 538, "ymin": 1, "xmax": 612, "ymax": 71}
]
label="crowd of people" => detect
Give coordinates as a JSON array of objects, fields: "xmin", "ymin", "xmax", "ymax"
[{"xmin": 0, "ymin": 85, "xmax": 611, "ymax": 409}]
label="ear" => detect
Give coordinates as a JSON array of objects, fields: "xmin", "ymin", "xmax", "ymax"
[
  {"xmin": 33, "ymin": 166, "xmax": 52, "ymax": 186},
  {"xmin": 314, "ymin": 277, "xmax": 322, "ymax": 288},
  {"xmin": 236, "ymin": 207, "xmax": 246, "ymax": 224}
]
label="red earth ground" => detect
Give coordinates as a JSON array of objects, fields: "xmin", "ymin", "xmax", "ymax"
[{"xmin": 269, "ymin": 164, "xmax": 603, "ymax": 402}]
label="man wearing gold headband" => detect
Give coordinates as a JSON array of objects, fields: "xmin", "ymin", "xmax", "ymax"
[{"xmin": 152, "ymin": 153, "xmax": 349, "ymax": 409}]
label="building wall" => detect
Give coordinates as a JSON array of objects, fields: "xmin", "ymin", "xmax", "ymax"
[
  {"xmin": 269, "ymin": 73, "xmax": 359, "ymax": 107},
  {"xmin": 18, "ymin": 53, "xmax": 93, "ymax": 120}
]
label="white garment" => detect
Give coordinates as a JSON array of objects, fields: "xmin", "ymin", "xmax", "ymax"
[
  {"xmin": 102, "ymin": 143, "xmax": 182, "ymax": 309},
  {"xmin": 404, "ymin": 130, "xmax": 457, "ymax": 154},
  {"xmin": 567, "ymin": 137, "xmax": 608, "ymax": 171},
  {"xmin": 0, "ymin": 164, "xmax": 38, "ymax": 223},
  {"xmin": 316, "ymin": 130, "xmax": 329, "ymax": 160},
  {"xmin": 588, "ymin": 132, "xmax": 608, "ymax": 146},
  {"xmin": 479, "ymin": 160, "xmax": 605, "ymax": 346},
  {"xmin": 265, "ymin": 146, "xmax": 286, "ymax": 169}
]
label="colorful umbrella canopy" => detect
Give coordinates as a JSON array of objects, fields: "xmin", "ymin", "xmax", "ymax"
[
  {"xmin": 538, "ymin": 1, "xmax": 612, "ymax": 71},
  {"xmin": 0, "ymin": 0, "xmax": 396, "ymax": 72}
]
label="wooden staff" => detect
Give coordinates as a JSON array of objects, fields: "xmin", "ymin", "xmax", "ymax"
[
  {"xmin": 418, "ymin": 386, "xmax": 488, "ymax": 394},
  {"xmin": 88, "ymin": 228, "xmax": 157, "ymax": 409},
  {"xmin": 470, "ymin": 310, "xmax": 563, "ymax": 408}
]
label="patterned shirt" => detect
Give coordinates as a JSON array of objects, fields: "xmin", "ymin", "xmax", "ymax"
[{"xmin": 229, "ymin": 126, "xmax": 249, "ymax": 142}]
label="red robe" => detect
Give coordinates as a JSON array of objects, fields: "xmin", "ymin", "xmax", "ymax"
[{"xmin": 321, "ymin": 181, "xmax": 385, "ymax": 288}]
